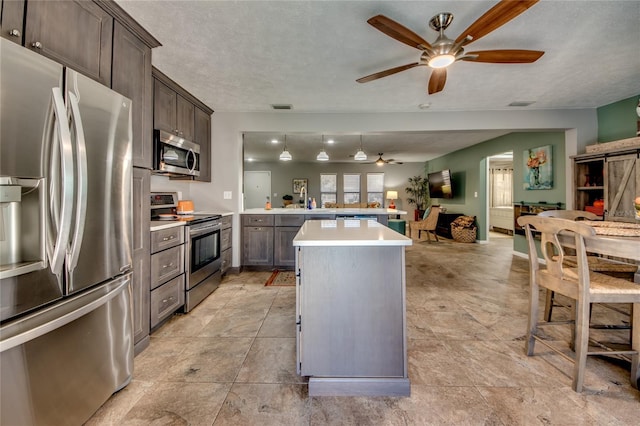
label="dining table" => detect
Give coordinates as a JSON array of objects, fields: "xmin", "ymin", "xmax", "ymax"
[{"xmin": 558, "ymin": 220, "xmax": 640, "ymax": 262}]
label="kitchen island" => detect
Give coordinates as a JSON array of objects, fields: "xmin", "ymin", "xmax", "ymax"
[
  {"xmin": 293, "ymin": 219, "xmax": 412, "ymax": 396},
  {"xmin": 240, "ymin": 208, "xmax": 406, "ymax": 269}
]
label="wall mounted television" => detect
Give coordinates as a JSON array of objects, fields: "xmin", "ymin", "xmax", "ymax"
[{"xmin": 428, "ymin": 169, "xmax": 454, "ymax": 199}]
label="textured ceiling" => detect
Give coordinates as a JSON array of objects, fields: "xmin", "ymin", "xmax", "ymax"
[{"xmin": 117, "ymin": 0, "xmax": 640, "ymax": 162}]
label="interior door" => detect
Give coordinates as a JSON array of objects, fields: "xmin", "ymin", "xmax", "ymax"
[{"xmin": 244, "ymin": 171, "xmax": 271, "ymax": 209}]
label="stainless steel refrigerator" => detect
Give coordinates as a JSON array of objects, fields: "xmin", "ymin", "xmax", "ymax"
[{"xmin": 0, "ymin": 38, "xmax": 134, "ymax": 424}]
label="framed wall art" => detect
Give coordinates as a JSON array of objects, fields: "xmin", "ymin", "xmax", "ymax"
[
  {"xmin": 523, "ymin": 145, "xmax": 553, "ymax": 190},
  {"xmin": 292, "ymin": 178, "xmax": 308, "ymax": 194}
]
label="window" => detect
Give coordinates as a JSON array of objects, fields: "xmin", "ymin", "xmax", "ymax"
[
  {"xmin": 367, "ymin": 173, "xmax": 384, "ymax": 206},
  {"xmin": 320, "ymin": 173, "xmax": 337, "ymax": 207},
  {"xmin": 490, "ymin": 167, "xmax": 513, "ymax": 207},
  {"xmin": 343, "ymin": 173, "xmax": 360, "ymax": 204}
]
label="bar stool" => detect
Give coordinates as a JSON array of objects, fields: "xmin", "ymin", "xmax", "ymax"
[
  {"xmin": 518, "ymin": 215, "xmax": 640, "ymax": 392},
  {"xmin": 387, "ymin": 219, "xmax": 406, "ymax": 236}
]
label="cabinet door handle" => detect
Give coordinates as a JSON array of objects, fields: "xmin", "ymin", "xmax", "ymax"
[
  {"xmin": 8, "ymin": 29, "xmax": 21, "ymax": 37},
  {"xmin": 162, "ymin": 262, "xmax": 174, "ymax": 269},
  {"xmin": 31, "ymin": 41, "xmax": 42, "ymax": 49},
  {"xmin": 162, "ymin": 235, "xmax": 176, "ymax": 241},
  {"xmin": 161, "ymin": 296, "xmax": 175, "ymax": 304}
]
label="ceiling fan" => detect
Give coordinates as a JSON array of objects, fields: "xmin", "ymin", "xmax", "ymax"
[
  {"xmin": 356, "ymin": 0, "xmax": 544, "ymax": 94},
  {"xmin": 372, "ymin": 153, "xmax": 403, "ymax": 166}
]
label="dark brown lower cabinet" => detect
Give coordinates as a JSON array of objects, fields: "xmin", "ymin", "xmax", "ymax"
[{"xmin": 132, "ymin": 167, "xmax": 150, "ymax": 354}]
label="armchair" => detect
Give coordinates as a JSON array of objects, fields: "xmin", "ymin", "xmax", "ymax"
[{"xmin": 409, "ymin": 205, "xmax": 441, "ymax": 242}]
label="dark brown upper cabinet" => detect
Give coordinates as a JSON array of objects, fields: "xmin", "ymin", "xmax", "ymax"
[
  {"xmin": 24, "ymin": 0, "xmax": 113, "ymax": 86},
  {"xmin": 112, "ymin": 21, "xmax": 153, "ymax": 169},
  {"xmin": 194, "ymin": 107, "xmax": 211, "ymax": 182},
  {"xmin": 0, "ymin": 0, "xmax": 26, "ymax": 44}
]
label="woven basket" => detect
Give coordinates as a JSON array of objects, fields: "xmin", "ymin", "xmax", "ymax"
[{"xmin": 451, "ymin": 226, "xmax": 477, "ymax": 243}]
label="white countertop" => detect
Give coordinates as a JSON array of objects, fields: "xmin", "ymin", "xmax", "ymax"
[
  {"xmin": 150, "ymin": 221, "xmax": 186, "ymax": 232},
  {"xmin": 195, "ymin": 211, "xmax": 233, "ymax": 217},
  {"xmin": 293, "ymin": 219, "xmax": 412, "ymax": 247},
  {"xmin": 243, "ymin": 208, "xmax": 406, "ymax": 215}
]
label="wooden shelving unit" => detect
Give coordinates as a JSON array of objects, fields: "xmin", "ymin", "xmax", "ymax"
[{"xmin": 572, "ymin": 139, "xmax": 640, "ymax": 222}]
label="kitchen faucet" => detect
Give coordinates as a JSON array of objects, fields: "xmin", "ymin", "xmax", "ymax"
[{"xmin": 300, "ymin": 186, "xmax": 307, "ymax": 209}]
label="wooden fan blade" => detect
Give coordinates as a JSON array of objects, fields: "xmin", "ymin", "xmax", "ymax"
[
  {"xmin": 462, "ymin": 49, "xmax": 544, "ymax": 63},
  {"xmin": 428, "ymin": 68, "xmax": 447, "ymax": 94},
  {"xmin": 367, "ymin": 15, "xmax": 432, "ymax": 50},
  {"xmin": 455, "ymin": 0, "xmax": 539, "ymax": 45},
  {"xmin": 356, "ymin": 63, "xmax": 423, "ymax": 83}
]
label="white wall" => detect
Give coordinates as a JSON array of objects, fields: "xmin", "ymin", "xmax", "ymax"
[{"xmin": 155, "ymin": 108, "xmax": 597, "ymax": 267}]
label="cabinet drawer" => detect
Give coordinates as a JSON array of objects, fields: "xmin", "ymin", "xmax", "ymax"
[
  {"xmin": 151, "ymin": 226, "xmax": 184, "ymax": 253},
  {"xmin": 221, "ymin": 215, "xmax": 232, "ymax": 229},
  {"xmin": 150, "ymin": 274, "xmax": 184, "ymax": 328},
  {"xmin": 275, "ymin": 215, "xmax": 305, "ymax": 227},
  {"xmin": 221, "ymin": 228, "xmax": 231, "ymax": 251},
  {"xmin": 151, "ymin": 245, "xmax": 184, "ymax": 289},
  {"xmin": 242, "ymin": 215, "xmax": 274, "ymax": 226},
  {"xmin": 221, "ymin": 248, "xmax": 232, "ymax": 274}
]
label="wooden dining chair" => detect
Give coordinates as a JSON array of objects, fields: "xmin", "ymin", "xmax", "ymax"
[
  {"xmin": 409, "ymin": 205, "xmax": 441, "ymax": 243},
  {"xmin": 517, "ymin": 215, "xmax": 640, "ymax": 392},
  {"xmin": 537, "ymin": 210, "xmax": 638, "ymax": 322}
]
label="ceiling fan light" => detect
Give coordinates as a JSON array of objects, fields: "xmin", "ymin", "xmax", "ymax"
[
  {"xmin": 279, "ymin": 149, "xmax": 292, "ymax": 161},
  {"xmin": 376, "ymin": 158, "xmax": 385, "ymax": 166},
  {"xmin": 354, "ymin": 150, "xmax": 367, "ymax": 161},
  {"xmin": 428, "ymin": 54, "xmax": 455, "ymax": 68},
  {"xmin": 316, "ymin": 150, "xmax": 329, "ymax": 161}
]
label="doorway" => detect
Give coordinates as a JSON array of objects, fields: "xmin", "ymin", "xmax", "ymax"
[
  {"xmin": 244, "ymin": 171, "xmax": 271, "ymax": 209},
  {"xmin": 486, "ymin": 152, "xmax": 514, "ymax": 240}
]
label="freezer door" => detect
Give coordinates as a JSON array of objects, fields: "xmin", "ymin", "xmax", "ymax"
[{"xmin": 65, "ymin": 70, "xmax": 133, "ymax": 293}]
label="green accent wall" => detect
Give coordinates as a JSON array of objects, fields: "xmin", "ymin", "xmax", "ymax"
[
  {"xmin": 597, "ymin": 95, "xmax": 640, "ymax": 142},
  {"xmin": 425, "ymin": 132, "xmax": 566, "ymax": 248}
]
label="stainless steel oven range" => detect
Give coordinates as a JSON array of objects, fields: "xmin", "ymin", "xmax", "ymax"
[{"xmin": 150, "ymin": 193, "xmax": 221, "ymax": 312}]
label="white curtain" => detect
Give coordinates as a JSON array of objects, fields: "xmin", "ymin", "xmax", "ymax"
[{"xmin": 490, "ymin": 168, "xmax": 513, "ymax": 207}]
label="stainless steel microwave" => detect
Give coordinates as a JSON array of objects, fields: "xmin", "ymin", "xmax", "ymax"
[{"xmin": 153, "ymin": 129, "xmax": 200, "ymax": 177}]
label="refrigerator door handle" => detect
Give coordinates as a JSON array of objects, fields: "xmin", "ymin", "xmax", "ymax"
[
  {"xmin": 66, "ymin": 93, "xmax": 87, "ymax": 271},
  {"xmin": 43, "ymin": 87, "xmax": 74, "ymax": 277}
]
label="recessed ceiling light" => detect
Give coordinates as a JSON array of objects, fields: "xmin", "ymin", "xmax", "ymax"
[
  {"xmin": 326, "ymin": 139, "xmax": 335, "ymax": 144},
  {"xmin": 271, "ymin": 139, "xmax": 278, "ymax": 144},
  {"xmin": 418, "ymin": 103, "xmax": 431, "ymax": 109},
  {"xmin": 508, "ymin": 101, "xmax": 535, "ymax": 107},
  {"xmin": 247, "ymin": 158, "xmax": 254, "ymax": 162}
]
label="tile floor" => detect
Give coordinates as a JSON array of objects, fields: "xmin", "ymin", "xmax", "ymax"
[{"xmin": 86, "ymin": 233, "xmax": 640, "ymax": 425}]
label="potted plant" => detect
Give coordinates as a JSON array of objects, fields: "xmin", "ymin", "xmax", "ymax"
[{"xmin": 405, "ymin": 175, "xmax": 430, "ymax": 221}]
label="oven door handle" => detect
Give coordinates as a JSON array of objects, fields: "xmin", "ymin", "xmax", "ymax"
[{"xmin": 189, "ymin": 224, "xmax": 221, "ymax": 238}]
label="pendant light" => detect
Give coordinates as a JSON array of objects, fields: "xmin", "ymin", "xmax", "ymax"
[
  {"xmin": 316, "ymin": 135, "xmax": 329, "ymax": 161},
  {"xmin": 354, "ymin": 134, "xmax": 367, "ymax": 161},
  {"xmin": 279, "ymin": 134, "xmax": 292, "ymax": 161}
]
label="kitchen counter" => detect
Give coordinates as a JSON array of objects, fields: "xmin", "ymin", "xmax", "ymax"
[
  {"xmin": 150, "ymin": 221, "xmax": 186, "ymax": 232},
  {"xmin": 195, "ymin": 211, "xmax": 233, "ymax": 217},
  {"xmin": 294, "ymin": 219, "xmax": 411, "ymax": 397},
  {"xmin": 242, "ymin": 208, "xmax": 406, "ymax": 215},
  {"xmin": 293, "ymin": 219, "xmax": 412, "ymax": 247}
]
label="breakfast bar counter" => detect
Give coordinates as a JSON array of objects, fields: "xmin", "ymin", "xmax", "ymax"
[{"xmin": 293, "ymin": 220, "xmax": 412, "ymax": 396}]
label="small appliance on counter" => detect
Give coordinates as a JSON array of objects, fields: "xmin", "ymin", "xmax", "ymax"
[
  {"xmin": 177, "ymin": 199, "xmax": 195, "ymax": 214},
  {"xmin": 151, "ymin": 193, "xmax": 222, "ymax": 311}
]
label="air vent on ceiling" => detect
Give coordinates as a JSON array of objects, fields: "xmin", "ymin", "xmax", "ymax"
[
  {"xmin": 271, "ymin": 104, "xmax": 293, "ymax": 110},
  {"xmin": 508, "ymin": 101, "xmax": 535, "ymax": 107}
]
